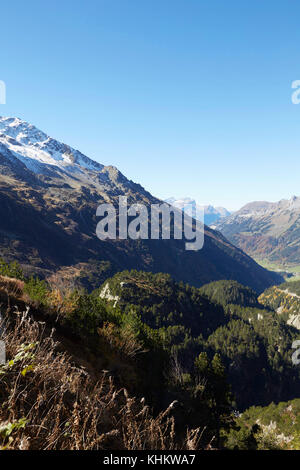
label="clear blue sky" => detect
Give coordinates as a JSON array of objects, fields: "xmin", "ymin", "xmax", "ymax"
[{"xmin": 1, "ymin": 0, "xmax": 300, "ymax": 210}]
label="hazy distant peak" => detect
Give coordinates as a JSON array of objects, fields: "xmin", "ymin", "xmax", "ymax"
[{"xmin": 165, "ymin": 197, "xmax": 230, "ymax": 225}]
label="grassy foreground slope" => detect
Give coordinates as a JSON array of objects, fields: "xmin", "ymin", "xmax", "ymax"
[
  {"xmin": 1, "ymin": 260, "xmax": 300, "ymax": 450},
  {"xmin": 0, "ymin": 261, "xmax": 234, "ymax": 450}
]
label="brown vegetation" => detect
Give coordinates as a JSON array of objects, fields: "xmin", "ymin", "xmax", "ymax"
[{"xmin": 0, "ymin": 304, "xmax": 204, "ymax": 450}]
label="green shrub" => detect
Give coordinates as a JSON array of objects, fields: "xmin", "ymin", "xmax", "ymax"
[
  {"xmin": 0, "ymin": 259, "xmax": 25, "ymax": 281},
  {"xmin": 66, "ymin": 294, "xmax": 109, "ymax": 336},
  {"xmin": 24, "ymin": 277, "xmax": 49, "ymax": 306}
]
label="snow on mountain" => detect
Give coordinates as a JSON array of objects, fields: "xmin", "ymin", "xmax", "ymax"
[
  {"xmin": 0, "ymin": 117, "xmax": 283, "ymax": 292},
  {"xmin": 165, "ymin": 197, "xmax": 230, "ymax": 225},
  {"xmin": 0, "ymin": 116, "xmax": 103, "ymax": 175}
]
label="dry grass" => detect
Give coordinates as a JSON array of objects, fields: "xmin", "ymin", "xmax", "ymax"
[
  {"xmin": 98, "ymin": 322, "xmax": 147, "ymax": 358},
  {"xmin": 0, "ymin": 308, "xmax": 204, "ymax": 450},
  {"xmin": 0, "ymin": 275, "xmax": 25, "ymax": 307}
]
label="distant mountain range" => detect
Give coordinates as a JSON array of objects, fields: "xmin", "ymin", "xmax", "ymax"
[
  {"xmin": 165, "ymin": 197, "xmax": 231, "ymax": 225},
  {"xmin": 214, "ymin": 196, "xmax": 300, "ymax": 268},
  {"xmin": 0, "ymin": 116, "xmax": 282, "ymax": 291}
]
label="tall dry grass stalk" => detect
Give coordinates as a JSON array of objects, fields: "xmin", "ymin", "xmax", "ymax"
[{"xmin": 0, "ymin": 308, "xmax": 204, "ymax": 450}]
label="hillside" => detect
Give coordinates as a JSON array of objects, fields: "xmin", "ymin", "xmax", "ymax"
[
  {"xmin": 0, "ymin": 116, "xmax": 282, "ymax": 293},
  {"xmin": 214, "ymin": 196, "xmax": 300, "ymax": 270},
  {"xmin": 225, "ymin": 399, "xmax": 300, "ymax": 450},
  {"xmin": 199, "ymin": 280, "xmax": 261, "ymax": 308},
  {"xmin": 97, "ymin": 271, "xmax": 300, "ymax": 409},
  {"xmin": 0, "ymin": 263, "xmax": 235, "ymax": 450},
  {"xmin": 1, "ymin": 261, "xmax": 300, "ymax": 449},
  {"xmin": 259, "ymin": 280, "xmax": 300, "ymax": 330},
  {"xmin": 0, "ymin": 294, "xmax": 203, "ymax": 450}
]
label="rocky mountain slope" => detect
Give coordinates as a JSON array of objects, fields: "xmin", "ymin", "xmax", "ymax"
[
  {"xmin": 259, "ymin": 280, "xmax": 300, "ymax": 330},
  {"xmin": 214, "ymin": 196, "xmax": 300, "ymax": 268},
  {"xmin": 0, "ymin": 116, "xmax": 282, "ymax": 291}
]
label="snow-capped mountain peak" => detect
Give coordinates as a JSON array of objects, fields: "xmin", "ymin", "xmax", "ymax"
[
  {"xmin": 0, "ymin": 117, "xmax": 48, "ymax": 144},
  {"xmin": 0, "ymin": 116, "xmax": 103, "ymax": 175}
]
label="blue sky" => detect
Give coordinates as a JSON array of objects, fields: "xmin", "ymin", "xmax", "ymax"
[{"xmin": 1, "ymin": 0, "xmax": 300, "ymax": 210}]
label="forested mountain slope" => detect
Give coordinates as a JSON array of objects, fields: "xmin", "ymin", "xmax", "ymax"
[
  {"xmin": 98, "ymin": 272, "xmax": 300, "ymax": 409},
  {"xmin": 0, "ymin": 260, "xmax": 299, "ymax": 449}
]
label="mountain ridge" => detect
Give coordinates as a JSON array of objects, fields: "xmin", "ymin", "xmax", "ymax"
[
  {"xmin": 214, "ymin": 195, "xmax": 300, "ymax": 268},
  {"xmin": 0, "ymin": 116, "xmax": 282, "ymax": 292}
]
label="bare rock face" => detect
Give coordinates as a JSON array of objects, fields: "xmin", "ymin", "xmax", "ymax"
[{"xmin": 287, "ymin": 314, "xmax": 300, "ymax": 330}]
